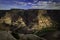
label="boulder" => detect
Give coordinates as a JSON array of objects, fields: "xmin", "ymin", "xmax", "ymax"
[
  {"xmin": 0, "ymin": 31, "xmax": 16, "ymax": 40},
  {"xmin": 18, "ymin": 34, "xmax": 46, "ymax": 40}
]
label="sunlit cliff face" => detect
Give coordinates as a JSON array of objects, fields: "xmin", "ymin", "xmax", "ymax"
[
  {"xmin": 0, "ymin": 12, "xmax": 26, "ymax": 31},
  {"xmin": 32, "ymin": 10, "xmax": 53, "ymax": 30},
  {"xmin": 3, "ymin": 12, "xmax": 11, "ymax": 25},
  {"xmin": 4, "ymin": 13, "xmax": 26, "ymax": 27},
  {"xmin": 13, "ymin": 16, "xmax": 26, "ymax": 27},
  {"xmin": 0, "ymin": 10, "xmax": 54, "ymax": 31},
  {"xmin": 0, "ymin": 12, "xmax": 12, "ymax": 31}
]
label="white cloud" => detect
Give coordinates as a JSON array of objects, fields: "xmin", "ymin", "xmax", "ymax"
[
  {"xmin": 28, "ymin": 2, "xmax": 32, "ymax": 4},
  {"xmin": 13, "ymin": 1, "xmax": 27, "ymax": 6}
]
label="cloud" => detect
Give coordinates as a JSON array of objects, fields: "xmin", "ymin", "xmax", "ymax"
[{"xmin": 13, "ymin": 1, "xmax": 27, "ymax": 6}]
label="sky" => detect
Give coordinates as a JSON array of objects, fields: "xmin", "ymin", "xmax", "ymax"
[{"xmin": 0, "ymin": 0, "xmax": 60, "ymax": 10}]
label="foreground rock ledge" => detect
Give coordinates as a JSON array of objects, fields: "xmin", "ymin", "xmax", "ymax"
[
  {"xmin": 0, "ymin": 31, "xmax": 16, "ymax": 40},
  {"xmin": 0, "ymin": 31, "xmax": 46, "ymax": 40}
]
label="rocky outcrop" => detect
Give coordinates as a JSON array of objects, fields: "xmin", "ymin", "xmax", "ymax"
[
  {"xmin": 0, "ymin": 9, "xmax": 60, "ymax": 40},
  {"xmin": 0, "ymin": 31, "xmax": 16, "ymax": 40},
  {"xmin": 0, "ymin": 31, "xmax": 47, "ymax": 40},
  {"xmin": 18, "ymin": 34, "xmax": 46, "ymax": 40}
]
